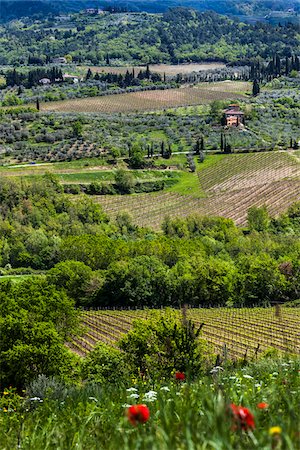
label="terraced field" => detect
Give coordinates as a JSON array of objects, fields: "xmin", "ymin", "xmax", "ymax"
[
  {"xmin": 42, "ymin": 81, "xmax": 250, "ymax": 113},
  {"xmin": 96, "ymin": 152, "xmax": 300, "ymax": 229},
  {"xmin": 69, "ymin": 307, "xmax": 300, "ymax": 359}
]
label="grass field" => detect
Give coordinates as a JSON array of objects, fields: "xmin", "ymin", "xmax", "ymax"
[
  {"xmin": 95, "ymin": 152, "xmax": 300, "ymax": 228},
  {"xmin": 70, "ymin": 307, "xmax": 300, "ymax": 359},
  {"xmin": 42, "ymin": 81, "xmax": 250, "ymax": 113},
  {"xmin": 0, "ymin": 165, "xmax": 180, "ymax": 185}
]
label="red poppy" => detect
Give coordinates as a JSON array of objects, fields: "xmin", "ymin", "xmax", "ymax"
[
  {"xmin": 127, "ymin": 404, "xmax": 150, "ymax": 426},
  {"xmin": 257, "ymin": 402, "xmax": 269, "ymax": 409},
  {"xmin": 230, "ymin": 404, "xmax": 255, "ymax": 431},
  {"xmin": 175, "ymin": 371, "xmax": 185, "ymax": 381}
]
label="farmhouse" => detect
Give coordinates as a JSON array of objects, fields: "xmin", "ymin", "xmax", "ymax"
[
  {"xmin": 51, "ymin": 57, "xmax": 67, "ymax": 64},
  {"xmin": 39, "ymin": 78, "xmax": 51, "ymax": 85},
  {"xmin": 85, "ymin": 8, "xmax": 104, "ymax": 14},
  {"xmin": 63, "ymin": 74, "xmax": 80, "ymax": 83},
  {"xmin": 224, "ymin": 104, "xmax": 245, "ymax": 127}
]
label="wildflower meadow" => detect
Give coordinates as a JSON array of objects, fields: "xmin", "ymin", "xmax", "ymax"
[{"xmin": 0, "ymin": 353, "xmax": 299, "ymax": 449}]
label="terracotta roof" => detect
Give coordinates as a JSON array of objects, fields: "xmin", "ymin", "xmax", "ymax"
[{"xmin": 225, "ymin": 109, "xmax": 244, "ymax": 115}]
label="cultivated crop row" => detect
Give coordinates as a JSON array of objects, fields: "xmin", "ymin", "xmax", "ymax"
[
  {"xmin": 97, "ymin": 177, "xmax": 300, "ymax": 229},
  {"xmin": 71, "ymin": 307, "xmax": 300, "ymax": 359},
  {"xmin": 44, "ymin": 85, "xmax": 247, "ymax": 114},
  {"xmin": 198, "ymin": 152, "xmax": 300, "ymax": 193}
]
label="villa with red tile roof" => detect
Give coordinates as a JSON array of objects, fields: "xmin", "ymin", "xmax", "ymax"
[{"xmin": 224, "ymin": 104, "xmax": 245, "ymax": 126}]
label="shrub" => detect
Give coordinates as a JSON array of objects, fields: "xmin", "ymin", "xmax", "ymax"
[
  {"xmin": 81, "ymin": 342, "xmax": 130, "ymax": 384},
  {"xmin": 119, "ymin": 309, "xmax": 210, "ymax": 380},
  {"xmin": 114, "ymin": 169, "xmax": 135, "ymax": 194}
]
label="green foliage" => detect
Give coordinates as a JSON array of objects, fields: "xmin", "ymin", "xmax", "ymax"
[
  {"xmin": 1, "ymin": 9, "xmax": 298, "ymax": 65},
  {"xmin": 1, "ymin": 356, "xmax": 300, "ymax": 449},
  {"xmin": 128, "ymin": 145, "xmax": 145, "ymax": 169},
  {"xmin": 162, "ymin": 215, "xmax": 237, "ymax": 240},
  {"xmin": 81, "ymin": 342, "xmax": 130, "ymax": 384},
  {"xmin": 0, "ymin": 278, "xmax": 79, "ymax": 388},
  {"xmin": 119, "ymin": 309, "xmax": 209, "ymax": 379},
  {"xmin": 237, "ymin": 254, "xmax": 288, "ymax": 306},
  {"xmin": 72, "ymin": 120, "xmax": 83, "ymax": 138},
  {"xmin": 247, "ymin": 206, "xmax": 270, "ymax": 232},
  {"xmin": 115, "ymin": 211, "xmax": 137, "ymax": 234},
  {"xmin": 114, "ymin": 169, "xmax": 136, "ymax": 194},
  {"xmin": 47, "ymin": 260, "xmax": 93, "ymax": 304},
  {"xmin": 95, "ymin": 256, "xmax": 170, "ymax": 307},
  {"xmin": 2, "ymin": 93, "xmax": 23, "ymax": 106}
]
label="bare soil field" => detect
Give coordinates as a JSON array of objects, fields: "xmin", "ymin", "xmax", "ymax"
[
  {"xmin": 42, "ymin": 81, "xmax": 250, "ymax": 113},
  {"xmin": 80, "ymin": 62, "xmax": 226, "ymax": 75}
]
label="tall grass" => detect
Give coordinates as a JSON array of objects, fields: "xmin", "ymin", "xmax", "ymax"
[{"xmin": 1, "ymin": 357, "xmax": 299, "ymax": 449}]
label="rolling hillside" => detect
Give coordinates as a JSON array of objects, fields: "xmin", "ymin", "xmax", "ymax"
[{"xmin": 95, "ymin": 151, "xmax": 300, "ymax": 229}]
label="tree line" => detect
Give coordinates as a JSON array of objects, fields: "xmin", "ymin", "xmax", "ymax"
[
  {"xmin": 5, "ymin": 67, "xmax": 63, "ymax": 88},
  {"xmin": 86, "ymin": 65, "xmax": 163, "ymax": 87}
]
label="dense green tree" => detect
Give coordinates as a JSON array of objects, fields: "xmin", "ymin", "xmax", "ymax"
[
  {"xmin": 114, "ymin": 169, "xmax": 135, "ymax": 194},
  {"xmin": 47, "ymin": 260, "xmax": 93, "ymax": 304},
  {"xmin": 128, "ymin": 145, "xmax": 145, "ymax": 169},
  {"xmin": 0, "ymin": 279, "xmax": 79, "ymax": 388},
  {"xmin": 247, "ymin": 206, "xmax": 270, "ymax": 232},
  {"xmin": 95, "ymin": 255, "xmax": 170, "ymax": 307},
  {"xmin": 72, "ymin": 120, "xmax": 83, "ymax": 138},
  {"xmin": 237, "ymin": 254, "xmax": 287, "ymax": 306}
]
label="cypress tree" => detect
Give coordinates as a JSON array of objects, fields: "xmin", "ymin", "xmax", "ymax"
[
  {"xmin": 220, "ymin": 133, "xmax": 224, "ymax": 151},
  {"xmin": 86, "ymin": 68, "xmax": 93, "ymax": 80},
  {"xmin": 200, "ymin": 136, "xmax": 204, "ymax": 151},
  {"xmin": 252, "ymin": 79, "xmax": 260, "ymax": 97},
  {"xmin": 194, "ymin": 139, "xmax": 200, "ymax": 155},
  {"xmin": 285, "ymin": 56, "xmax": 290, "ymax": 76},
  {"xmin": 145, "ymin": 64, "xmax": 150, "ymax": 79},
  {"xmin": 36, "ymin": 98, "xmax": 40, "ymax": 111},
  {"xmin": 275, "ymin": 55, "xmax": 281, "ymax": 75}
]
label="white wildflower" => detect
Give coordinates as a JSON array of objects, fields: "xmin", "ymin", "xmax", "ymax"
[
  {"xmin": 143, "ymin": 390, "xmax": 157, "ymax": 402},
  {"xmin": 126, "ymin": 387, "xmax": 138, "ymax": 392},
  {"xmin": 243, "ymin": 374, "xmax": 253, "ymax": 379},
  {"xmin": 128, "ymin": 393, "xmax": 139, "ymax": 399},
  {"xmin": 160, "ymin": 386, "xmax": 170, "ymax": 392},
  {"xmin": 210, "ymin": 366, "xmax": 224, "ymax": 374}
]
